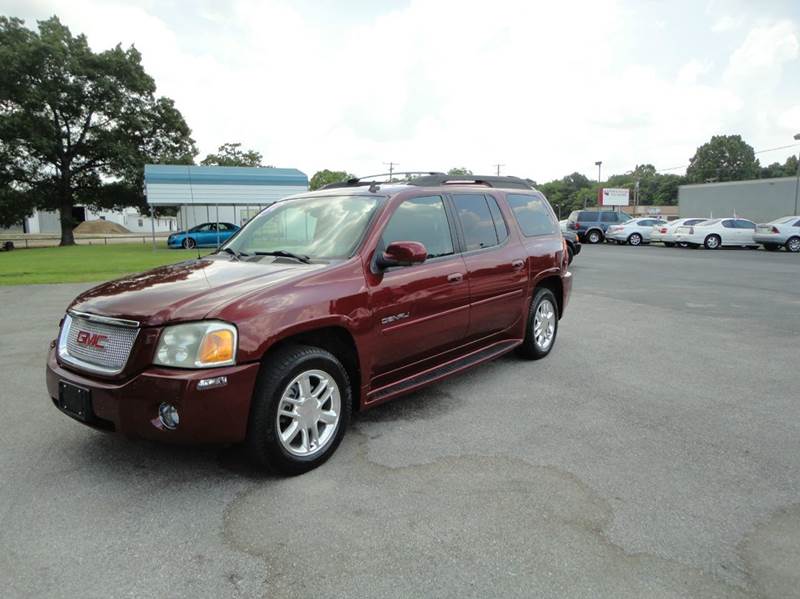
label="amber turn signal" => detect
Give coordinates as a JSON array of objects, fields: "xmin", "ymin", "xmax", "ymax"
[{"xmin": 198, "ymin": 329, "xmax": 235, "ymax": 364}]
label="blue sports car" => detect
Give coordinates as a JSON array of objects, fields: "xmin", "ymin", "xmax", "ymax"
[{"xmin": 167, "ymin": 222, "xmax": 240, "ymax": 249}]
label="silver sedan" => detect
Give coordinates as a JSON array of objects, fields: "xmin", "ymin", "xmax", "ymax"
[
  {"xmin": 753, "ymin": 216, "xmax": 800, "ymax": 252},
  {"xmin": 605, "ymin": 217, "xmax": 668, "ymax": 246}
]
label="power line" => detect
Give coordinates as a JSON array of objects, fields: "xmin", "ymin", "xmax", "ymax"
[{"xmin": 658, "ymin": 142, "xmax": 800, "ymax": 173}]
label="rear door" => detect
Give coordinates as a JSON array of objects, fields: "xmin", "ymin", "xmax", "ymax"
[
  {"xmin": 450, "ymin": 193, "xmax": 528, "ymax": 340},
  {"xmin": 735, "ymin": 219, "xmax": 756, "ymax": 244},
  {"xmin": 367, "ymin": 195, "xmax": 470, "ymax": 384}
]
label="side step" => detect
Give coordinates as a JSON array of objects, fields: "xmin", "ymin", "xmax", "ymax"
[{"xmin": 367, "ymin": 339, "xmax": 520, "ymax": 405}]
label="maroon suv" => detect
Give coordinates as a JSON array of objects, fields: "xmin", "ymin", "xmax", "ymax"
[{"xmin": 46, "ymin": 174, "xmax": 572, "ymax": 473}]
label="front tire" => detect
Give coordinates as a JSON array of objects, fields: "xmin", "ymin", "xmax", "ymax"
[
  {"xmin": 567, "ymin": 245, "xmax": 574, "ymax": 264},
  {"xmin": 704, "ymin": 234, "xmax": 721, "ymax": 250},
  {"xmin": 247, "ymin": 345, "xmax": 351, "ymax": 475},
  {"xmin": 516, "ymin": 288, "xmax": 558, "ymax": 360},
  {"xmin": 786, "ymin": 237, "xmax": 800, "ymax": 253}
]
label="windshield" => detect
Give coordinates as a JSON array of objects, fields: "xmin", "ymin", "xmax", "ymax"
[{"xmin": 224, "ymin": 195, "xmax": 380, "ymax": 260}]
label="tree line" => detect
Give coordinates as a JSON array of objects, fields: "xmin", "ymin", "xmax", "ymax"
[{"xmin": 1, "ymin": 16, "xmax": 798, "ymax": 244}]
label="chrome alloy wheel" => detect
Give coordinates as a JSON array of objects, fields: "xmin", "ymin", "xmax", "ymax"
[
  {"xmin": 276, "ymin": 369, "xmax": 341, "ymax": 457},
  {"xmin": 533, "ymin": 299, "xmax": 556, "ymax": 351},
  {"xmin": 787, "ymin": 237, "xmax": 800, "ymax": 253}
]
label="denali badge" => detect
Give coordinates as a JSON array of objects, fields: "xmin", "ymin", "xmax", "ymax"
[
  {"xmin": 76, "ymin": 331, "xmax": 109, "ymax": 349},
  {"xmin": 381, "ymin": 312, "xmax": 410, "ymax": 325}
]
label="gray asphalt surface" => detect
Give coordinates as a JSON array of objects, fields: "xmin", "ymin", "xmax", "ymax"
[{"xmin": 1, "ymin": 244, "xmax": 799, "ymax": 598}]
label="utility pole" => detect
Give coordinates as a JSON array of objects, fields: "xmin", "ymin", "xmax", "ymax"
[
  {"xmin": 493, "ymin": 163, "xmax": 505, "ymax": 176},
  {"xmin": 594, "ymin": 161, "xmax": 602, "ymax": 209},
  {"xmin": 383, "ymin": 162, "xmax": 398, "ymax": 181},
  {"xmin": 794, "ymin": 133, "xmax": 800, "ymax": 215}
]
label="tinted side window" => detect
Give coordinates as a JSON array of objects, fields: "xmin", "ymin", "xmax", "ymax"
[
  {"xmin": 452, "ymin": 194, "xmax": 498, "ymax": 251},
  {"xmin": 382, "ymin": 196, "xmax": 454, "ymax": 258},
  {"xmin": 600, "ymin": 212, "xmax": 616, "ymax": 222},
  {"xmin": 794, "ymin": 219, "xmax": 800, "ymax": 227},
  {"xmin": 506, "ymin": 193, "xmax": 559, "ymax": 237},
  {"xmin": 486, "ymin": 196, "xmax": 509, "ymax": 242},
  {"xmin": 578, "ymin": 211, "xmax": 594, "ymax": 221},
  {"xmin": 722, "ymin": 220, "xmax": 736, "ymax": 228},
  {"xmin": 736, "ymin": 220, "xmax": 756, "ymax": 229}
]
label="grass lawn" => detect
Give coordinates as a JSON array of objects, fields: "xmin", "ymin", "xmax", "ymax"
[{"xmin": 0, "ymin": 243, "xmax": 201, "ymax": 285}]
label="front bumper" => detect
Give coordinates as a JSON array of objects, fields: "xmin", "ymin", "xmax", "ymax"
[{"xmin": 46, "ymin": 348, "xmax": 261, "ymax": 443}]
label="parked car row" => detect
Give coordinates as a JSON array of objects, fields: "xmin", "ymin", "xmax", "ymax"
[{"xmin": 565, "ymin": 210, "xmax": 800, "ymax": 252}]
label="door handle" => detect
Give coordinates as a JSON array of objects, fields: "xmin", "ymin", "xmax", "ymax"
[
  {"xmin": 447, "ymin": 272, "xmax": 464, "ymax": 283},
  {"xmin": 511, "ymin": 259, "xmax": 524, "ymax": 269}
]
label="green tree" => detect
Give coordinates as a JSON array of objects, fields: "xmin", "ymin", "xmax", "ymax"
[
  {"xmin": 447, "ymin": 167, "xmax": 473, "ymax": 176},
  {"xmin": 0, "ymin": 16, "xmax": 196, "ymax": 244},
  {"xmin": 686, "ymin": 134, "xmax": 759, "ymax": 183},
  {"xmin": 200, "ymin": 142, "xmax": 268, "ymax": 167},
  {"xmin": 309, "ymin": 169, "xmax": 355, "ymax": 190}
]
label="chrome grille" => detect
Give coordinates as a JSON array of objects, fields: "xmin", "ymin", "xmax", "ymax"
[{"xmin": 59, "ymin": 312, "xmax": 140, "ymax": 375}]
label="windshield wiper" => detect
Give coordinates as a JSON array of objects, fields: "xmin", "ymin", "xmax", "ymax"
[
  {"xmin": 253, "ymin": 250, "xmax": 311, "ymax": 264},
  {"xmin": 219, "ymin": 247, "xmax": 249, "ymax": 260}
]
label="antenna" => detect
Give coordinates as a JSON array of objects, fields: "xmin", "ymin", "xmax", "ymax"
[{"xmin": 493, "ymin": 163, "xmax": 505, "ymax": 176}]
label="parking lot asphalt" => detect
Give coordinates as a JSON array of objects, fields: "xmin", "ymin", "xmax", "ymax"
[{"xmin": 1, "ymin": 244, "xmax": 799, "ymax": 598}]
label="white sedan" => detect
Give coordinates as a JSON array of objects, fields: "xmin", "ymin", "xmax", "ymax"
[
  {"xmin": 651, "ymin": 218, "xmax": 708, "ymax": 247},
  {"xmin": 753, "ymin": 216, "xmax": 800, "ymax": 253},
  {"xmin": 605, "ymin": 217, "xmax": 668, "ymax": 246},
  {"xmin": 673, "ymin": 218, "xmax": 758, "ymax": 249}
]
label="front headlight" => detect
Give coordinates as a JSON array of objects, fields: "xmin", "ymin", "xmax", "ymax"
[{"xmin": 154, "ymin": 321, "xmax": 237, "ymax": 368}]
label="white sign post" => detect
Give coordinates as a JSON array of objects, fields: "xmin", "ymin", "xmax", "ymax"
[{"xmin": 600, "ymin": 188, "xmax": 630, "ymax": 207}]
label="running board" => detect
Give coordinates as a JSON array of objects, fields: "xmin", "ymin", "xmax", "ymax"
[{"xmin": 367, "ymin": 339, "xmax": 520, "ymax": 405}]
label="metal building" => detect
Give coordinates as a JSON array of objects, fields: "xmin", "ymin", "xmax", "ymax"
[
  {"xmin": 679, "ymin": 176, "xmax": 800, "ymax": 223},
  {"xmin": 144, "ymin": 165, "xmax": 308, "ymax": 230}
]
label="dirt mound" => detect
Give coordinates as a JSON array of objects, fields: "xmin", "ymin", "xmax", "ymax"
[{"xmin": 74, "ymin": 220, "xmax": 131, "ymax": 235}]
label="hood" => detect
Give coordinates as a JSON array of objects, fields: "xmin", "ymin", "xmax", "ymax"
[{"xmin": 69, "ymin": 256, "xmax": 325, "ymax": 326}]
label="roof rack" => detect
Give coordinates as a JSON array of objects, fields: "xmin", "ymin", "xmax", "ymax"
[
  {"xmin": 320, "ymin": 171, "xmax": 446, "ymax": 190},
  {"xmin": 320, "ymin": 172, "xmax": 536, "ymax": 191},
  {"xmin": 408, "ymin": 174, "xmax": 535, "ymax": 190}
]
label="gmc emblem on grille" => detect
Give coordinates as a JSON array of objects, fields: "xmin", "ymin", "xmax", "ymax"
[{"xmin": 76, "ymin": 331, "xmax": 109, "ymax": 349}]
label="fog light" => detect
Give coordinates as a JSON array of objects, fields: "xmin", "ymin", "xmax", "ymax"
[{"xmin": 158, "ymin": 403, "xmax": 180, "ymax": 430}]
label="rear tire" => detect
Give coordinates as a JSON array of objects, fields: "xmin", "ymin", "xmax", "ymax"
[
  {"xmin": 628, "ymin": 233, "xmax": 642, "ymax": 246},
  {"xmin": 786, "ymin": 237, "xmax": 800, "ymax": 253},
  {"xmin": 182, "ymin": 237, "xmax": 196, "ymax": 249},
  {"xmin": 247, "ymin": 344, "xmax": 351, "ymax": 475},
  {"xmin": 517, "ymin": 288, "xmax": 558, "ymax": 360},
  {"xmin": 704, "ymin": 234, "xmax": 721, "ymax": 250},
  {"xmin": 586, "ymin": 230, "xmax": 602, "ymax": 244}
]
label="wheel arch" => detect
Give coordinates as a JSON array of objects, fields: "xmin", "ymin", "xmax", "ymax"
[
  {"xmin": 259, "ymin": 325, "xmax": 362, "ymax": 413},
  {"xmin": 535, "ymin": 275, "xmax": 563, "ymax": 319}
]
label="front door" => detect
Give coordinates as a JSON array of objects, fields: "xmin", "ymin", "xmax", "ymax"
[{"xmin": 367, "ymin": 195, "xmax": 470, "ymax": 387}]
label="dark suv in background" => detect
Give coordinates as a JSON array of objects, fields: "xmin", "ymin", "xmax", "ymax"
[
  {"xmin": 47, "ymin": 173, "xmax": 572, "ymax": 474},
  {"xmin": 567, "ymin": 209, "xmax": 632, "ymax": 243}
]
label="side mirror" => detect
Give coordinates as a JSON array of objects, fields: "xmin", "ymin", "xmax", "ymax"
[{"xmin": 375, "ymin": 241, "xmax": 428, "ymax": 270}]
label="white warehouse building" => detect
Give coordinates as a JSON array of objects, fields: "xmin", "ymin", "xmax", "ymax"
[{"xmin": 144, "ymin": 165, "xmax": 309, "ymax": 230}]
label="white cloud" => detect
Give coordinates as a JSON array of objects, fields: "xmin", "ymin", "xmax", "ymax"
[
  {"xmin": 711, "ymin": 14, "xmax": 744, "ymax": 33},
  {"xmin": 3, "ymin": 0, "xmax": 799, "ymax": 181}
]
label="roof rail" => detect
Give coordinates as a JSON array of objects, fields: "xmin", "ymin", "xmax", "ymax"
[
  {"xmin": 320, "ymin": 171, "xmax": 446, "ymax": 190},
  {"xmin": 408, "ymin": 174, "xmax": 535, "ymax": 190}
]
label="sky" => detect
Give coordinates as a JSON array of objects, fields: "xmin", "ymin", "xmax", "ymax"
[{"xmin": 3, "ymin": 0, "xmax": 800, "ymax": 182}]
